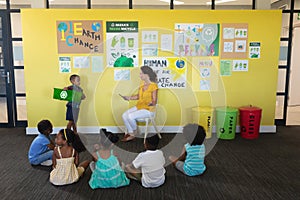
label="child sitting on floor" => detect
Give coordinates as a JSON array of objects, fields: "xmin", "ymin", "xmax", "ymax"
[
  {"xmin": 50, "ymin": 129, "xmax": 89, "ymax": 186},
  {"xmin": 89, "ymin": 129, "xmax": 130, "ymax": 189},
  {"xmin": 125, "ymin": 134, "xmax": 166, "ymax": 188},
  {"xmin": 169, "ymin": 124, "xmax": 206, "ymax": 176},
  {"xmin": 28, "ymin": 119, "xmax": 55, "ymax": 166}
]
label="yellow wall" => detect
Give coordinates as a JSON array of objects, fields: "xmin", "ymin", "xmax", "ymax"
[{"xmin": 21, "ymin": 9, "xmax": 282, "ymax": 130}]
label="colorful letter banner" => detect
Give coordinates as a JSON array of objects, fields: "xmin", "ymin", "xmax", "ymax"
[{"xmin": 56, "ymin": 20, "xmax": 103, "ymax": 54}]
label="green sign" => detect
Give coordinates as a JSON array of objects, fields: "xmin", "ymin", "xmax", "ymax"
[
  {"xmin": 53, "ymin": 88, "xmax": 82, "ymax": 103},
  {"xmin": 106, "ymin": 21, "xmax": 138, "ymax": 33},
  {"xmin": 220, "ymin": 60, "xmax": 232, "ymax": 76}
]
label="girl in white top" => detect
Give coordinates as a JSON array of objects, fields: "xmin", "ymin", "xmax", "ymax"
[
  {"xmin": 50, "ymin": 129, "xmax": 89, "ymax": 186},
  {"xmin": 125, "ymin": 134, "xmax": 165, "ymax": 188}
]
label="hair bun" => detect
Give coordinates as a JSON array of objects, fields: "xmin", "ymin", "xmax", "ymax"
[
  {"xmin": 108, "ymin": 133, "xmax": 119, "ymax": 143},
  {"xmin": 100, "ymin": 128, "xmax": 108, "ymax": 134}
]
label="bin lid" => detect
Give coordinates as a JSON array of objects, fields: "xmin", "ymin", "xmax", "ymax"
[
  {"xmin": 216, "ymin": 106, "xmax": 238, "ymax": 113},
  {"xmin": 239, "ymin": 106, "xmax": 262, "ymax": 111},
  {"xmin": 192, "ymin": 106, "xmax": 214, "ymax": 112}
]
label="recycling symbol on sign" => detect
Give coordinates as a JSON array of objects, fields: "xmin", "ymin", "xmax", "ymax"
[{"xmin": 60, "ymin": 91, "xmax": 68, "ymax": 99}]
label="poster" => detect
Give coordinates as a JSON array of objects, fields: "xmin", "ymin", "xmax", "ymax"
[
  {"xmin": 249, "ymin": 42, "xmax": 261, "ymax": 59},
  {"xmin": 223, "ymin": 28, "xmax": 235, "ymax": 39},
  {"xmin": 232, "ymin": 60, "xmax": 248, "ymax": 71},
  {"xmin": 221, "ymin": 23, "xmax": 248, "ymax": 59},
  {"xmin": 200, "ymin": 80, "xmax": 211, "ymax": 91},
  {"xmin": 235, "ymin": 40, "xmax": 247, "ymax": 52},
  {"xmin": 174, "ymin": 24, "xmax": 219, "ymax": 57},
  {"xmin": 73, "ymin": 56, "xmax": 90, "ymax": 68},
  {"xmin": 106, "ymin": 21, "xmax": 139, "ymax": 67},
  {"xmin": 92, "ymin": 56, "xmax": 104, "ymax": 72},
  {"xmin": 220, "ymin": 60, "xmax": 232, "ymax": 76},
  {"xmin": 142, "ymin": 31, "xmax": 158, "ymax": 43},
  {"xmin": 142, "ymin": 44, "xmax": 158, "ymax": 57},
  {"xmin": 59, "ymin": 57, "xmax": 71, "ymax": 73},
  {"xmin": 192, "ymin": 57, "xmax": 219, "ymax": 91},
  {"xmin": 142, "ymin": 57, "xmax": 187, "ymax": 89},
  {"xmin": 56, "ymin": 20, "xmax": 103, "ymax": 54},
  {"xmin": 142, "ymin": 31, "xmax": 159, "ymax": 56},
  {"xmin": 235, "ymin": 28, "xmax": 248, "ymax": 38},
  {"xmin": 161, "ymin": 34, "xmax": 173, "ymax": 52},
  {"xmin": 224, "ymin": 42, "xmax": 234, "ymax": 52},
  {"xmin": 200, "ymin": 68, "xmax": 211, "ymax": 78},
  {"xmin": 114, "ymin": 69, "xmax": 130, "ymax": 81}
]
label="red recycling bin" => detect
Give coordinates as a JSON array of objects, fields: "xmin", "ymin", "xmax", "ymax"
[{"xmin": 239, "ymin": 106, "xmax": 262, "ymax": 139}]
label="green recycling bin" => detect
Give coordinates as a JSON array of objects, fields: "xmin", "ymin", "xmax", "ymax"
[{"xmin": 216, "ymin": 107, "xmax": 238, "ymax": 140}]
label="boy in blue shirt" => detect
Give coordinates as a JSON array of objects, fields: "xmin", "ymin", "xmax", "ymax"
[{"xmin": 28, "ymin": 120, "xmax": 55, "ymax": 166}]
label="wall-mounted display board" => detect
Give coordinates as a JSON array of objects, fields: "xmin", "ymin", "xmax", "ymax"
[
  {"xmin": 221, "ymin": 23, "xmax": 248, "ymax": 59},
  {"xmin": 21, "ymin": 9, "xmax": 281, "ymax": 133}
]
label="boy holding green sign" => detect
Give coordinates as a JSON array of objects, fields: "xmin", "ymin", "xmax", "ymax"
[{"xmin": 64, "ymin": 74, "xmax": 86, "ymax": 134}]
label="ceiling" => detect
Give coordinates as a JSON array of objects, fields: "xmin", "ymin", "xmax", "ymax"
[{"xmin": 6, "ymin": 0, "xmax": 256, "ymax": 6}]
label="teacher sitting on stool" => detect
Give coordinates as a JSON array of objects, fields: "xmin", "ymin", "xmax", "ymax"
[{"xmin": 120, "ymin": 66, "xmax": 158, "ymax": 142}]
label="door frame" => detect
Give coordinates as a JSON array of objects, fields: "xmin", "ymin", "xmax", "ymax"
[
  {"xmin": 275, "ymin": 0, "xmax": 300, "ymax": 126},
  {"xmin": 0, "ymin": 11, "xmax": 14, "ymax": 127}
]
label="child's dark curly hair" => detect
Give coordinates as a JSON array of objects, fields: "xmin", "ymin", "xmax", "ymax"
[
  {"xmin": 59, "ymin": 129, "xmax": 86, "ymax": 152},
  {"xmin": 70, "ymin": 74, "xmax": 79, "ymax": 82},
  {"xmin": 37, "ymin": 120, "xmax": 52, "ymax": 135},
  {"xmin": 59, "ymin": 129, "xmax": 75, "ymax": 145},
  {"xmin": 99, "ymin": 129, "xmax": 119, "ymax": 149},
  {"xmin": 145, "ymin": 134, "xmax": 160, "ymax": 150},
  {"xmin": 183, "ymin": 124, "xmax": 206, "ymax": 146}
]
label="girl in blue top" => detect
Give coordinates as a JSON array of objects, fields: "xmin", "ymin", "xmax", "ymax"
[
  {"xmin": 169, "ymin": 124, "xmax": 206, "ymax": 176},
  {"xmin": 89, "ymin": 129, "xmax": 130, "ymax": 189}
]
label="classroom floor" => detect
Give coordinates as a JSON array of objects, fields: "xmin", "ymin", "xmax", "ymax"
[{"xmin": 0, "ymin": 127, "xmax": 299, "ymax": 200}]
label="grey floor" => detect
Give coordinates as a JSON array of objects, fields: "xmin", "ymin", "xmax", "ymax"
[{"xmin": 0, "ymin": 127, "xmax": 299, "ymax": 200}]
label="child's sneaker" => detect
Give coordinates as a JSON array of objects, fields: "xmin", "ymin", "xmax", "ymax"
[
  {"xmin": 40, "ymin": 159, "xmax": 52, "ymax": 166},
  {"xmin": 89, "ymin": 161, "xmax": 95, "ymax": 172}
]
